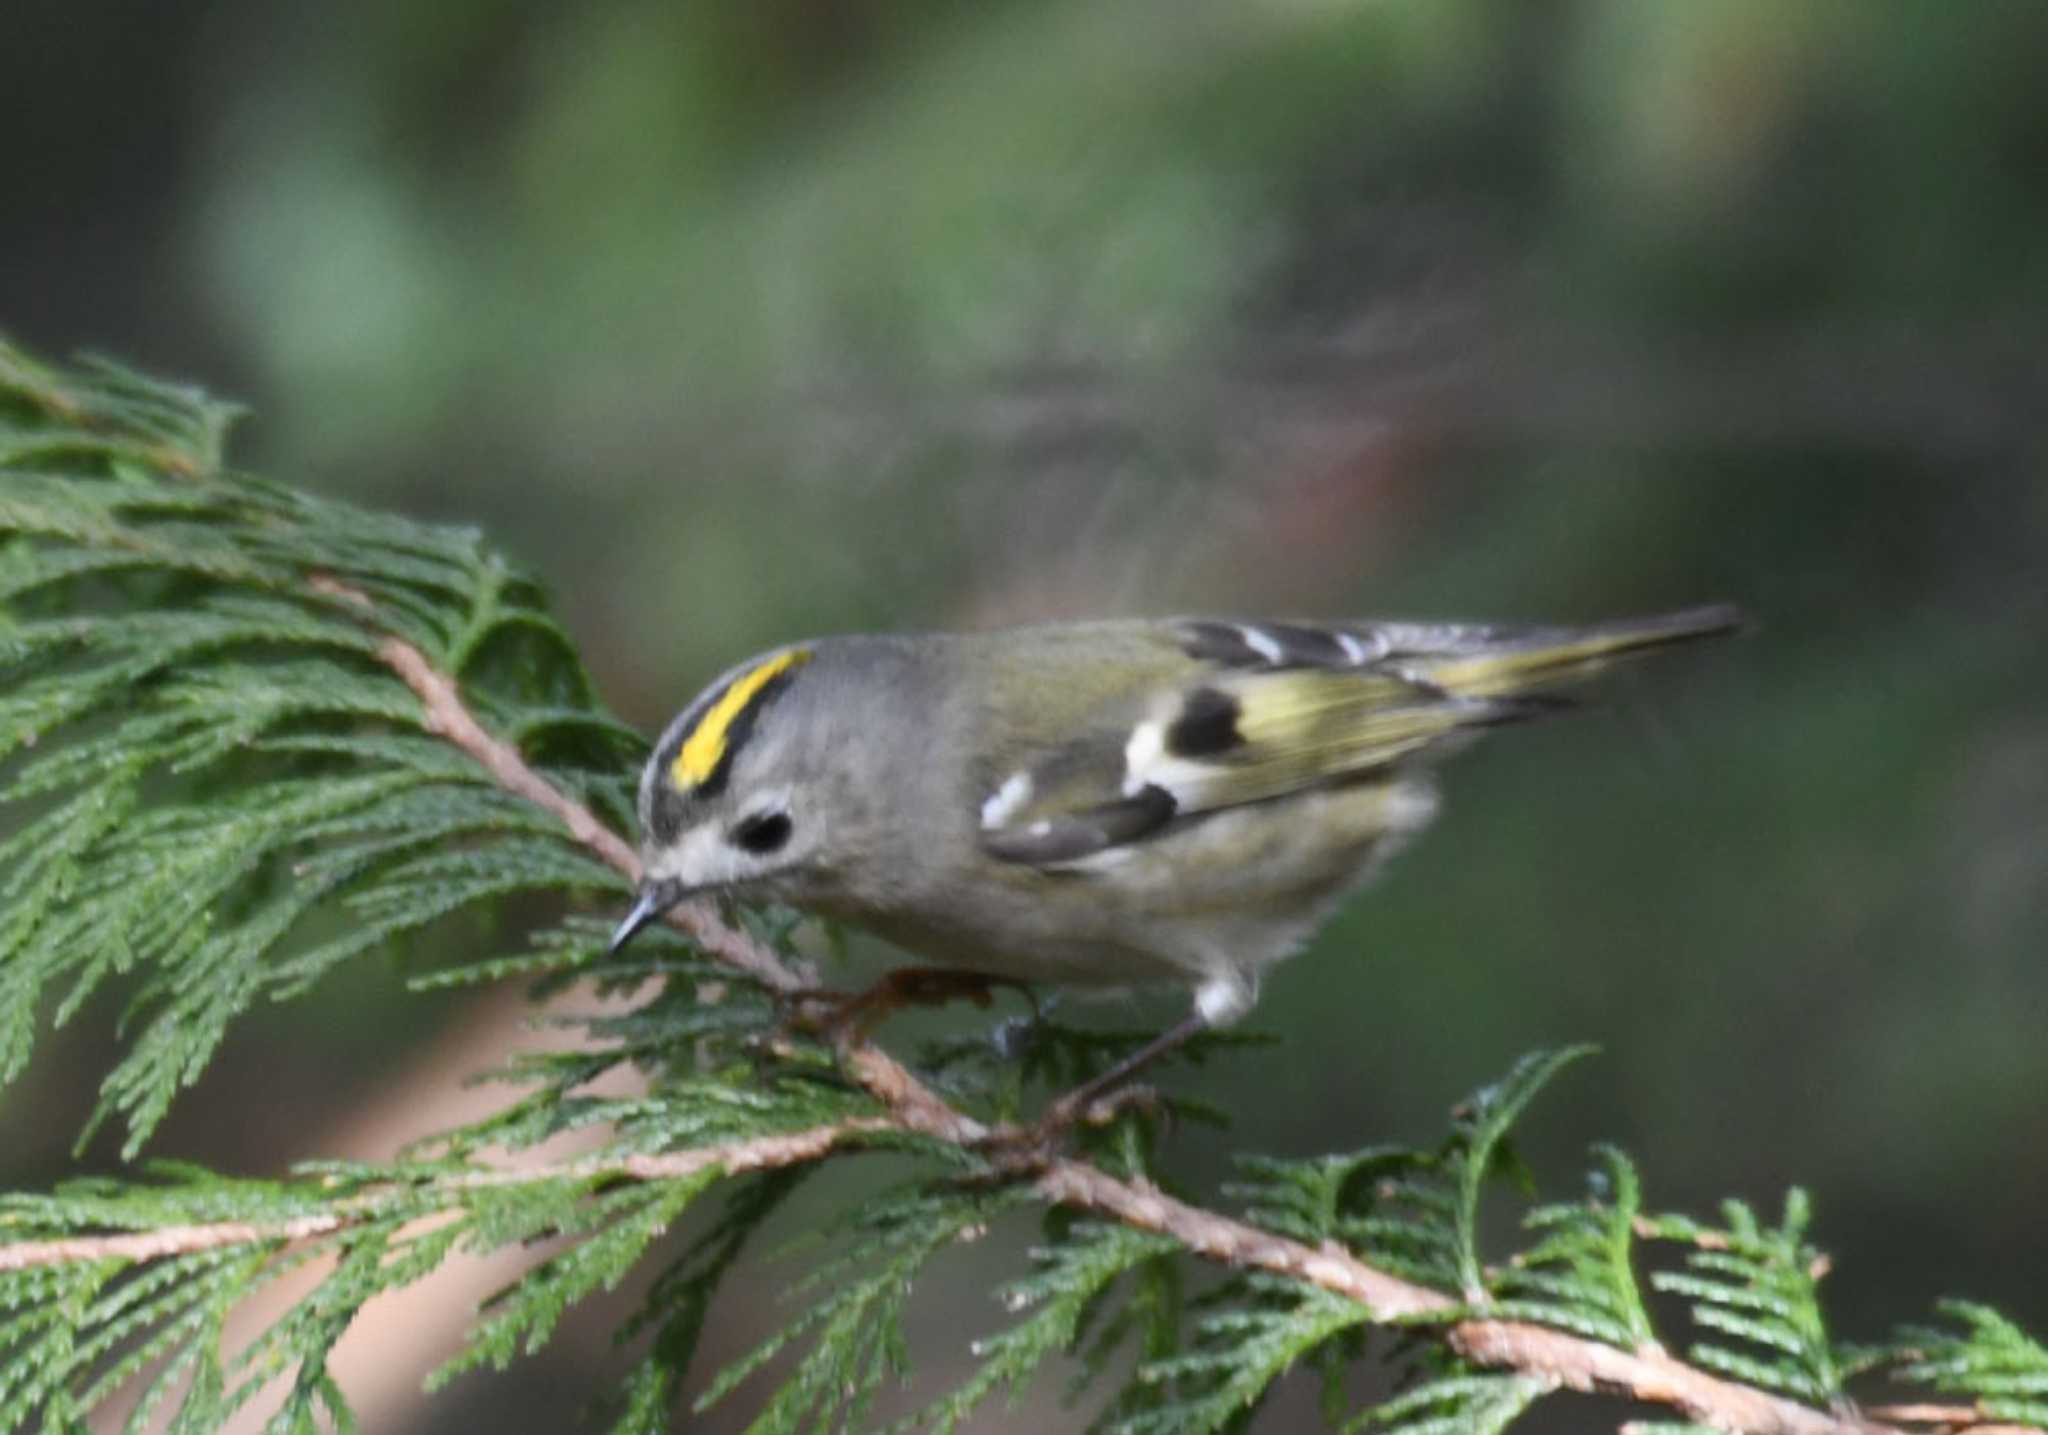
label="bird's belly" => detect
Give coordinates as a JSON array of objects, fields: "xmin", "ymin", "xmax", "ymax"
[
  {"xmin": 833, "ymin": 905, "xmax": 1187, "ymax": 990},
  {"xmin": 807, "ymin": 775, "xmax": 1442, "ymax": 1000}
]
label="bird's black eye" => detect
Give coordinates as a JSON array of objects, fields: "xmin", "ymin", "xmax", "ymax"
[{"xmin": 731, "ymin": 810, "xmax": 793, "ymax": 855}]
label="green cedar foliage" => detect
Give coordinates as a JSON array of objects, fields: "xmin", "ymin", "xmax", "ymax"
[
  {"xmin": 0, "ymin": 337, "xmax": 2040, "ymax": 1432},
  {"xmin": 1893, "ymin": 1302, "xmax": 2048, "ymax": 1428},
  {"xmin": 0, "ymin": 339, "xmax": 642, "ymax": 1158},
  {"xmin": 1647, "ymin": 1190, "xmax": 1841, "ymax": 1404}
]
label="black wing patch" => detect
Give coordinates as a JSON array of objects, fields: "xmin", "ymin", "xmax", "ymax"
[
  {"xmin": 1166, "ymin": 686, "xmax": 1242, "ymax": 757},
  {"xmin": 979, "ymin": 784, "xmax": 1177, "ymax": 865}
]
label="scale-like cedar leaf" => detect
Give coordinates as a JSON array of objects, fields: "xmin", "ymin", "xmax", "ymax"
[
  {"xmin": 1115, "ymin": 1274, "xmax": 1372, "ymax": 1435},
  {"xmin": 1348, "ymin": 1371, "xmax": 1546, "ymax": 1435},
  {"xmin": 1647, "ymin": 1190, "xmax": 1840, "ymax": 1406},
  {"xmin": 896, "ymin": 1222, "xmax": 1179, "ymax": 1435},
  {"xmin": 1491, "ymin": 1143, "xmax": 1657, "ymax": 1349},
  {"xmin": 1892, "ymin": 1300, "xmax": 2048, "ymax": 1427},
  {"xmin": 0, "ymin": 338, "xmax": 644, "ymax": 1153},
  {"xmin": 698, "ymin": 1186, "xmax": 1027, "ymax": 1435}
]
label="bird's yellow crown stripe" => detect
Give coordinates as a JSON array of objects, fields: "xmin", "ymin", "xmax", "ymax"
[{"xmin": 670, "ymin": 649, "xmax": 811, "ymax": 790}]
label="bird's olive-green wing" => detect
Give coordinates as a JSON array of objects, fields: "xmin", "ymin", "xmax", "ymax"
[
  {"xmin": 974, "ymin": 621, "xmax": 1515, "ymax": 866},
  {"xmin": 976, "ymin": 607, "xmax": 1738, "ymax": 867}
]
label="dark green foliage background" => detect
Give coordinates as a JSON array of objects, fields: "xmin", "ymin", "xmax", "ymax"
[{"xmin": 4, "ymin": 2, "xmax": 2045, "ymax": 1430}]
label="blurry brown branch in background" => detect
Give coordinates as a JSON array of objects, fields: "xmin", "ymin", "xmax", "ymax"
[
  {"xmin": 16, "ymin": 581, "xmax": 1925, "ymax": 1435},
  {"xmin": 775, "ymin": 327, "xmax": 2045, "ymax": 465}
]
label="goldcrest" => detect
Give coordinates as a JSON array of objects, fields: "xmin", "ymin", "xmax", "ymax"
[{"xmin": 610, "ymin": 606, "xmax": 1738, "ymax": 1033}]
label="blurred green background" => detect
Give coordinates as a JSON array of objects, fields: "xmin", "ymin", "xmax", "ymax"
[{"xmin": 5, "ymin": 1, "xmax": 2045, "ymax": 1430}]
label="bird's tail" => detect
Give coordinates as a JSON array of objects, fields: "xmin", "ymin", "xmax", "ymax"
[{"xmin": 1410, "ymin": 603, "xmax": 1744, "ymax": 700}]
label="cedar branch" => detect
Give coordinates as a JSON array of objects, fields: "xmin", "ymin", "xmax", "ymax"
[
  {"xmin": 113, "ymin": 576, "xmax": 1896, "ymax": 1435},
  {"xmin": 0, "ymin": 1122, "xmax": 893, "ymax": 1273},
  {"xmin": 0, "ymin": 1125, "xmax": 1905, "ymax": 1435}
]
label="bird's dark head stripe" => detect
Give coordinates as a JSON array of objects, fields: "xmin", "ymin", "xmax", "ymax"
[
  {"xmin": 1167, "ymin": 685, "xmax": 1243, "ymax": 758},
  {"xmin": 648, "ymin": 786, "xmax": 686, "ymax": 844}
]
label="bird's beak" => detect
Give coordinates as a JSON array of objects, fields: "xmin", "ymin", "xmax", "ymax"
[{"xmin": 608, "ymin": 880, "xmax": 688, "ymax": 955}]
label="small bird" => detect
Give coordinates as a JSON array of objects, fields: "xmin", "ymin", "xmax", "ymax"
[{"xmin": 610, "ymin": 606, "xmax": 1738, "ymax": 1109}]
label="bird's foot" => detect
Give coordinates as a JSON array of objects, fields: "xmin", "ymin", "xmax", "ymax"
[
  {"xmin": 980, "ymin": 1083, "xmax": 1168, "ymax": 1166},
  {"xmin": 974, "ymin": 1011, "xmax": 1209, "ymax": 1165},
  {"xmin": 777, "ymin": 966, "xmax": 1037, "ymax": 1046}
]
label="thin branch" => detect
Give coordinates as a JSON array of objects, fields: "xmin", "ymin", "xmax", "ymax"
[
  {"xmin": 1447, "ymin": 1322, "xmax": 1876, "ymax": 1435},
  {"xmin": 0, "ymin": 1121, "xmax": 893, "ymax": 1273},
  {"xmin": 1867, "ymin": 1408, "xmax": 1980, "ymax": 1426},
  {"xmin": 1867, "ymin": 1405, "xmax": 2036, "ymax": 1434},
  {"xmin": 1036, "ymin": 1161, "xmax": 1898, "ymax": 1435},
  {"xmin": 0, "ymin": 1215, "xmax": 346, "ymax": 1272},
  {"xmin": 309, "ymin": 573, "xmax": 802, "ymax": 992},
  {"xmin": 373, "ymin": 636, "xmax": 641, "ymax": 873},
  {"xmin": 1034, "ymin": 1159, "xmax": 1442, "ymax": 1320},
  {"xmin": 377, "ymin": 632, "xmax": 801, "ymax": 990},
  {"xmin": 278, "ymin": 576, "xmax": 1910, "ymax": 1435}
]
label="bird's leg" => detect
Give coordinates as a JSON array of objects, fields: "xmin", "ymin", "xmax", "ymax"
[
  {"xmin": 779, "ymin": 966, "xmax": 1037, "ymax": 1045},
  {"xmin": 1016, "ymin": 1011, "xmax": 1211, "ymax": 1144}
]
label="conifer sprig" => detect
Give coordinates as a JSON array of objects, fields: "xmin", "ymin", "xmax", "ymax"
[{"xmin": 1, "ymin": 342, "xmax": 651, "ymax": 1155}]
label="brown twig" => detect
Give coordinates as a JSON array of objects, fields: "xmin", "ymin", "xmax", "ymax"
[
  {"xmin": 0, "ymin": 1122, "xmax": 894, "ymax": 1273},
  {"xmin": 1864, "ymin": 1405, "xmax": 2041, "ymax": 1435},
  {"xmin": 374, "ymin": 632, "xmax": 800, "ymax": 994},
  {"xmin": 308, "ymin": 574, "xmax": 801, "ymax": 992},
  {"xmin": 1450, "ymin": 1323, "xmax": 1875, "ymax": 1435},
  {"xmin": 108, "ymin": 577, "xmax": 1899, "ymax": 1435},
  {"xmin": 1038, "ymin": 1162, "xmax": 1897, "ymax": 1435},
  {"xmin": 0, "ymin": 1215, "xmax": 347, "ymax": 1272},
  {"xmin": 1866, "ymin": 1407, "xmax": 1992, "ymax": 1429}
]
